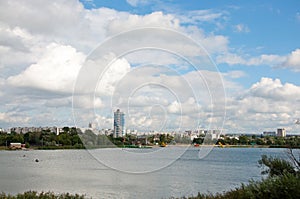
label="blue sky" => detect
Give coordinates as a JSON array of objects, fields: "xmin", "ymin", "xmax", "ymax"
[
  {"xmin": 79, "ymin": 0, "xmax": 300, "ymax": 85},
  {"xmin": 0, "ymin": 0, "xmax": 300, "ymax": 134}
]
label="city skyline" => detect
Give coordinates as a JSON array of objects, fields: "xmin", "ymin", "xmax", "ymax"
[{"xmin": 0, "ymin": 0, "xmax": 300, "ymax": 134}]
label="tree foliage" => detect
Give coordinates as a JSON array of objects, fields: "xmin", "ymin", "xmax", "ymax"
[{"xmin": 258, "ymin": 154, "xmax": 296, "ymax": 177}]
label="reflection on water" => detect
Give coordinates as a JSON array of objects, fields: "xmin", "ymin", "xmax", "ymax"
[{"xmin": 0, "ymin": 147, "xmax": 287, "ymax": 199}]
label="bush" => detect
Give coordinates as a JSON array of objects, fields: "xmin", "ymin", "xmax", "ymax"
[
  {"xmin": 25, "ymin": 142, "xmax": 30, "ymax": 148},
  {"xmin": 258, "ymin": 154, "xmax": 296, "ymax": 177},
  {"xmin": 244, "ymin": 173, "xmax": 300, "ymax": 199},
  {"xmin": 0, "ymin": 191, "xmax": 86, "ymax": 199}
]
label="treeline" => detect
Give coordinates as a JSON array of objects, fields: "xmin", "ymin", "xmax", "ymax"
[
  {"xmin": 193, "ymin": 134, "xmax": 300, "ymax": 148},
  {"xmin": 2, "ymin": 128, "xmax": 299, "ymax": 149},
  {"xmin": 0, "ymin": 127, "xmax": 84, "ymax": 149},
  {"xmin": 81, "ymin": 132, "xmax": 175, "ymax": 148},
  {"xmin": 0, "ymin": 128, "xmax": 177, "ymax": 149}
]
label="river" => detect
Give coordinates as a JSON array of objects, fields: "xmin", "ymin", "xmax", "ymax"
[{"xmin": 0, "ymin": 147, "xmax": 289, "ymax": 198}]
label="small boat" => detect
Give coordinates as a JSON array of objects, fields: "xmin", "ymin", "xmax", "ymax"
[
  {"xmin": 218, "ymin": 142, "xmax": 225, "ymax": 148},
  {"xmin": 160, "ymin": 142, "xmax": 167, "ymax": 147}
]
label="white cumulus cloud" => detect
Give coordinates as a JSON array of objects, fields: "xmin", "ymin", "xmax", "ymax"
[
  {"xmin": 281, "ymin": 48, "xmax": 300, "ymax": 72},
  {"xmin": 248, "ymin": 77, "xmax": 300, "ymax": 101},
  {"xmin": 7, "ymin": 43, "xmax": 86, "ymax": 93}
]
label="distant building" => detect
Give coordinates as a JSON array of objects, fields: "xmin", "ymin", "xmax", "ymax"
[
  {"xmin": 277, "ymin": 128, "xmax": 286, "ymax": 137},
  {"xmin": 113, "ymin": 109, "xmax": 125, "ymax": 138},
  {"xmin": 203, "ymin": 129, "xmax": 221, "ymax": 140},
  {"xmin": 9, "ymin": 143, "xmax": 24, "ymax": 150},
  {"xmin": 263, "ymin": 131, "xmax": 276, "ymax": 136},
  {"xmin": 88, "ymin": 122, "xmax": 96, "ymax": 129}
]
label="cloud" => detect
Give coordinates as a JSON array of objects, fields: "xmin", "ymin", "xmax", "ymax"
[
  {"xmin": 281, "ymin": 49, "xmax": 300, "ymax": 72},
  {"xmin": 0, "ymin": 24, "xmax": 43, "ymax": 74},
  {"xmin": 7, "ymin": 43, "xmax": 86, "ymax": 93},
  {"xmin": 217, "ymin": 53, "xmax": 286, "ymax": 66},
  {"xmin": 73, "ymin": 95, "xmax": 104, "ymax": 109},
  {"xmin": 0, "ymin": 0, "xmax": 298, "ymax": 134},
  {"xmin": 44, "ymin": 97, "xmax": 72, "ymax": 108},
  {"xmin": 248, "ymin": 77, "xmax": 300, "ymax": 101},
  {"xmin": 0, "ymin": 0, "xmax": 230, "ymax": 68},
  {"xmin": 97, "ymin": 67, "xmax": 226, "ymax": 131},
  {"xmin": 296, "ymin": 12, "xmax": 300, "ymax": 22},
  {"xmin": 217, "ymin": 48, "xmax": 300, "ymax": 73},
  {"xmin": 167, "ymin": 101, "xmax": 181, "ymax": 114},
  {"xmin": 0, "ymin": 0, "xmax": 84, "ymax": 36},
  {"xmin": 126, "ymin": 0, "xmax": 150, "ymax": 7},
  {"xmin": 103, "ymin": 10, "xmax": 228, "ymax": 56},
  {"xmin": 224, "ymin": 70, "xmax": 246, "ymax": 79},
  {"xmin": 249, "ymin": 54, "xmax": 286, "ymax": 65},
  {"xmin": 96, "ymin": 56, "xmax": 131, "ymax": 96},
  {"xmin": 128, "ymin": 95, "xmax": 169, "ymax": 107},
  {"xmin": 216, "ymin": 53, "xmax": 245, "ymax": 65},
  {"xmin": 177, "ymin": 10, "xmax": 227, "ymax": 25},
  {"xmin": 223, "ymin": 78, "xmax": 300, "ymax": 133},
  {"xmin": 107, "ymin": 11, "xmax": 180, "ymax": 35},
  {"xmin": 233, "ymin": 24, "xmax": 250, "ymax": 33},
  {"xmin": 0, "ymin": 111, "xmax": 30, "ymax": 125}
]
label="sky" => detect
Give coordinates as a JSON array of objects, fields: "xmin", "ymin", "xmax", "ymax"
[{"xmin": 0, "ymin": 0, "xmax": 300, "ymax": 134}]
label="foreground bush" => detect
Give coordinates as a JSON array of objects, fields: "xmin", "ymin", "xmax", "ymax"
[
  {"xmin": 178, "ymin": 173, "xmax": 299, "ymax": 199},
  {"xmin": 0, "ymin": 191, "xmax": 86, "ymax": 199}
]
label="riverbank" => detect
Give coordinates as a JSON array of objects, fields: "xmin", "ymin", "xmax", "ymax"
[{"xmin": 1, "ymin": 144, "xmax": 299, "ymax": 150}]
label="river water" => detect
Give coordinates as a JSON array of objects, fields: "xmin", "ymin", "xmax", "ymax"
[{"xmin": 0, "ymin": 147, "xmax": 289, "ymax": 198}]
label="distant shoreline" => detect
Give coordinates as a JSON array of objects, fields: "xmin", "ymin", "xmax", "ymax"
[{"xmin": 1, "ymin": 144, "xmax": 299, "ymax": 151}]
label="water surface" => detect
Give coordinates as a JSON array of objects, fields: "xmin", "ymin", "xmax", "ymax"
[{"xmin": 0, "ymin": 147, "xmax": 288, "ymax": 198}]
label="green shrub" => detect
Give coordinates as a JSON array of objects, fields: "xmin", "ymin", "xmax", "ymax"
[
  {"xmin": 0, "ymin": 191, "xmax": 86, "ymax": 199},
  {"xmin": 258, "ymin": 155, "xmax": 295, "ymax": 177}
]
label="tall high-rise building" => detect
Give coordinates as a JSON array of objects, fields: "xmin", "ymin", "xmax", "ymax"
[
  {"xmin": 113, "ymin": 109, "xmax": 125, "ymax": 138},
  {"xmin": 277, "ymin": 128, "xmax": 286, "ymax": 137}
]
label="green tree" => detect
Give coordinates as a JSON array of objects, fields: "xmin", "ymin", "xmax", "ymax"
[
  {"xmin": 258, "ymin": 155, "xmax": 296, "ymax": 177},
  {"xmin": 10, "ymin": 133, "xmax": 24, "ymax": 143},
  {"xmin": 25, "ymin": 142, "xmax": 30, "ymax": 148},
  {"xmin": 159, "ymin": 134, "xmax": 166, "ymax": 144},
  {"xmin": 58, "ymin": 133, "xmax": 72, "ymax": 146},
  {"xmin": 274, "ymin": 137, "xmax": 285, "ymax": 146},
  {"xmin": 238, "ymin": 135, "xmax": 249, "ymax": 145},
  {"xmin": 23, "ymin": 132, "xmax": 30, "ymax": 144},
  {"xmin": 255, "ymin": 138, "xmax": 265, "ymax": 145},
  {"xmin": 193, "ymin": 137, "xmax": 204, "ymax": 144},
  {"xmin": 62, "ymin": 127, "xmax": 70, "ymax": 133},
  {"xmin": 0, "ymin": 133, "xmax": 8, "ymax": 146},
  {"xmin": 28, "ymin": 131, "xmax": 42, "ymax": 145},
  {"xmin": 72, "ymin": 134, "xmax": 82, "ymax": 145},
  {"xmin": 80, "ymin": 130, "xmax": 97, "ymax": 146}
]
